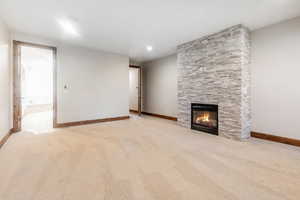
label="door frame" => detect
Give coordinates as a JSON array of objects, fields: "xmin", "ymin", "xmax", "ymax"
[
  {"xmin": 129, "ymin": 65, "xmax": 142, "ymax": 115},
  {"xmin": 12, "ymin": 40, "xmax": 58, "ymax": 132}
]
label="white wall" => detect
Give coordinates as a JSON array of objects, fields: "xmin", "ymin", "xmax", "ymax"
[
  {"xmin": 57, "ymin": 45, "xmax": 129, "ymax": 123},
  {"xmin": 13, "ymin": 33, "xmax": 129, "ymax": 123},
  {"xmin": 251, "ymin": 17, "xmax": 300, "ymax": 140},
  {"xmin": 142, "ymin": 54, "xmax": 177, "ymax": 117},
  {"xmin": 0, "ymin": 19, "xmax": 11, "ymax": 139}
]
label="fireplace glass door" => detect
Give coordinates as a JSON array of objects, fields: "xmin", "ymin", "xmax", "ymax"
[
  {"xmin": 193, "ymin": 111, "xmax": 217, "ymax": 128},
  {"xmin": 191, "ymin": 104, "xmax": 218, "ymax": 135}
]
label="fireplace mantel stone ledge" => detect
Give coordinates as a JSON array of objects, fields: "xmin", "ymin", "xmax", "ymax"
[{"xmin": 177, "ymin": 24, "xmax": 251, "ymax": 140}]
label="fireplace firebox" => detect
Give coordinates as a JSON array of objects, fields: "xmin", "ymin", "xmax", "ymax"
[{"xmin": 191, "ymin": 103, "xmax": 218, "ymax": 135}]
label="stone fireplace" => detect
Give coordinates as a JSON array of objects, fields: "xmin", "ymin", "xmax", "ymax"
[{"xmin": 177, "ymin": 24, "xmax": 251, "ymax": 140}]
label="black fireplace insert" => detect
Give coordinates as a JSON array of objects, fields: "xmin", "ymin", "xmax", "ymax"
[{"xmin": 191, "ymin": 103, "xmax": 218, "ymax": 135}]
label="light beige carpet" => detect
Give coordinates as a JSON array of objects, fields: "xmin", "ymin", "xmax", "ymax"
[{"xmin": 0, "ymin": 115, "xmax": 299, "ymax": 200}]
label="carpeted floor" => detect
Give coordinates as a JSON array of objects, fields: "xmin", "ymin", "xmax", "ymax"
[{"xmin": 0, "ymin": 115, "xmax": 299, "ymax": 200}]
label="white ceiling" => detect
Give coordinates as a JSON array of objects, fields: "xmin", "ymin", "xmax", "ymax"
[{"xmin": 1, "ymin": 0, "xmax": 300, "ymax": 62}]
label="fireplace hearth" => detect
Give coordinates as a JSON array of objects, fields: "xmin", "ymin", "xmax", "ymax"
[{"xmin": 191, "ymin": 103, "xmax": 218, "ymax": 135}]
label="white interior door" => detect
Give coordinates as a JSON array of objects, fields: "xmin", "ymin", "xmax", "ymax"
[{"xmin": 129, "ymin": 68, "xmax": 139, "ymax": 111}]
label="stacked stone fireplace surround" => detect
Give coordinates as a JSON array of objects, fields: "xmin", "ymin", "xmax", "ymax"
[{"xmin": 177, "ymin": 24, "xmax": 251, "ymax": 140}]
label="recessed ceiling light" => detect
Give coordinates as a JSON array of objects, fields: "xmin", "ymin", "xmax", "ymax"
[
  {"xmin": 58, "ymin": 18, "xmax": 79, "ymax": 37},
  {"xmin": 146, "ymin": 46, "xmax": 153, "ymax": 52}
]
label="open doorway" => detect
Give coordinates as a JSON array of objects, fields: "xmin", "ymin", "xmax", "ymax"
[
  {"xmin": 129, "ymin": 65, "xmax": 141, "ymax": 115},
  {"xmin": 13, "ymin": 41, "xmax": 57, "ymax": 133}
]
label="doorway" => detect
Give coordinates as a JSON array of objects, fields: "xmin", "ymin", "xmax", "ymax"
[
  {"xmin": 13, "ymin": 41, "xmax": 57, "ymax": 133},
  {"xmin": 129, "ymin": 65, "xmax": 141, "ymax": 115}
]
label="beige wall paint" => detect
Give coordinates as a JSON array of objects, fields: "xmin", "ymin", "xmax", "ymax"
[
  {"xmin": 142, "ymin": 54, "xmax": 177, "ymax": 117},
  {"xmin": 251, "ymin": 17, "xmax": 300, "ymax": 140},
  {"xmin": 12, "ymin": 32, "xmax": 129, "ymax": 124},
  {"xmin": 0, "ymin": 19, "xmax": 11, "ymax": 139}
]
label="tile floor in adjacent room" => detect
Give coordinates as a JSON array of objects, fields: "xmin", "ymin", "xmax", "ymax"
[{"xmin": 22, "ymin": 104, "xmax": 53, "ymax": 134}]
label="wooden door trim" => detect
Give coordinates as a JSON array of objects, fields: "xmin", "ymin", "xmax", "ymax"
[
  {"xmin": 12, "ymin": 40, "xmax": 58, "ymax": 132},
  {"xmin": 129, "ymin": 65, "xmax": 142, "ymax": 115},
  {"xmin": 12, "ymin": 41, "xmax": 21, "ymax": 132}
]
